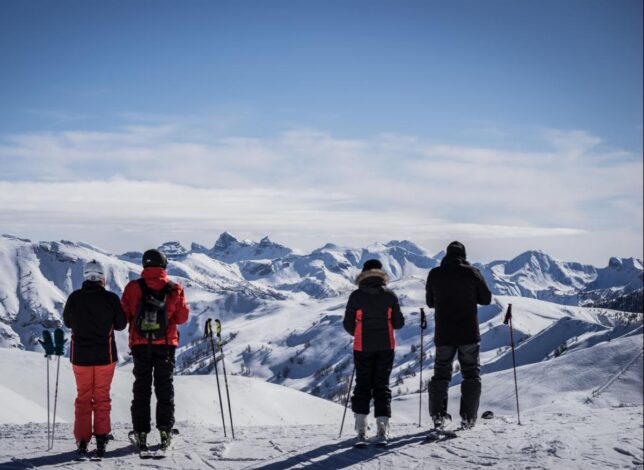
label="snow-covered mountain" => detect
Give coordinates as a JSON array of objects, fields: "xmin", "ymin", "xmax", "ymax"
[
  {"xmin": 480, "ymin": 249, "xmax": 643, "ymax": 306},
  {"xmin": 0, "ymin": 232, "xmax": 641, "ymax": 404}
]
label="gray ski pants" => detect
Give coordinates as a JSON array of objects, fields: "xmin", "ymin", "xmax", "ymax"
[{"xmin": 428, "ymin": 343, "xmax": 481, "ymax": 422}]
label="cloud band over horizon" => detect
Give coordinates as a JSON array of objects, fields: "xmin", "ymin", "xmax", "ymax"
[{"xmin": 0, "ymin": 121, "xmax": 641, "ymax": 265}]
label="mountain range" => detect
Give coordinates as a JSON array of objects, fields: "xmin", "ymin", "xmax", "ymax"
[{"xmin": 0, "ymin": 232, "xmax": 641, "ymax": 403}]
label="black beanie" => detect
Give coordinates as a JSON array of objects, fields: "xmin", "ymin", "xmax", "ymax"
[
  {"xmin": 142, "ymin": 249, "xmax": 168, "ymax": 268},
  {"xmin": 362, "ymin": 259, "xmax": 383, "ymax": 272},
  {"xmin": 446, "ymin": 241, "xmax": 466, "ymax": 259}
]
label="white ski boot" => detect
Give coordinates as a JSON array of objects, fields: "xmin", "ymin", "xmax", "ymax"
[
  {"xmin": 375, "ymin": 416, "xmax": 390, "ymax": 447},
  {"xmin": 353, "ymin": 413, "xmax": 368, "ymax": 448}
]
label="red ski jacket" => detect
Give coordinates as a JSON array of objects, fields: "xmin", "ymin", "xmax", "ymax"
[{"xmin": 121, "ymin": 267, "xmax": 190, "ymax": 347}]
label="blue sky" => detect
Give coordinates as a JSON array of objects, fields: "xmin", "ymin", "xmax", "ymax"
[{"xmin": 0, "ymin": 0, "xmax": 642, "ymax": 264}]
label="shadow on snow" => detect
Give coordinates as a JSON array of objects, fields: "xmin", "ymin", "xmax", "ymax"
[
  {"xmin": 260, "ymin": 430, "xmax": 429, "ymax": 470},
  {"xmin": 0, "ymin": 444, "xmax": 132, "ymax": 469}
]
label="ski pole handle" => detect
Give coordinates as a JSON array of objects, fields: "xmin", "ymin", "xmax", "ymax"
[
  {"xmin": 215, "ymin": 319, "xmax": 222, "ymax": 338},
  {"xmin": 205, "ymin": 318, "xmax": 212, "ymax": 338},
  {"xmin": 503, "ymin": 304, "xmax": 513, "ymax": 325},
  {"xmin": 420, "ymin": 308, "xmax": 427, "ymax": 330},
  {"xmin": 53, "ymin": 328, "xmax": 66, "ymax": 356}
]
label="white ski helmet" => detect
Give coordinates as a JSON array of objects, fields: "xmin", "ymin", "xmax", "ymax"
[{"xmin": 83, "ymin": 260, "xmax": 106, "ymax": 283}]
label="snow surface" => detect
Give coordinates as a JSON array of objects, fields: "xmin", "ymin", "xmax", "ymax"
[{"xmin": 0, "ymin": 334, "xmax": 641, "ymax": 469}]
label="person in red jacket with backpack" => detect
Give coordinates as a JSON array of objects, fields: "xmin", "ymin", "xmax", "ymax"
[{"xmin": 121, "ymin": 249, "xmax": 189, "ymax": 451}]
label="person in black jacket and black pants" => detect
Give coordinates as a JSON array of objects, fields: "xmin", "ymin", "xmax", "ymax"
[
  {"xmin": 425, "ymin": 241, "xmax": 492, "ymax": 430},
  {"xmin": 63, "ymin": 260, "xmax": 127, "ymax": 457},
  {"xmin": 343, "ymin": 259, "xmax": 404, "ymax": 445}
]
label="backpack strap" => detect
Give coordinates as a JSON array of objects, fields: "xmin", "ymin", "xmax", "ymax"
[{"xmin": 137, "ymin": 278, "xmax": 150, "ymax": 295}]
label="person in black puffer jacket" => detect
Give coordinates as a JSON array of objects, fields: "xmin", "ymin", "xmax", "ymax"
[
  {"xmin": 425, "ymin": 241, "xmax": 492, "ymax": 430},
  {"xmin": 63, "ymin": 260, "xmax": 127, "ymax": 456},
  {"xmin": 343, "ymin": 259, "xmax": 404, "ymax": 444}
]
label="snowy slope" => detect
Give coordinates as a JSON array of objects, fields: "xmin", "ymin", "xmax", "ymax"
[
  {"xmin": 0, "ymin": 348, "xmax": 344, "ymax": 427},
  {"xmin": 0, "ymin": 334, "xmax": 641, "ymax": 469}
]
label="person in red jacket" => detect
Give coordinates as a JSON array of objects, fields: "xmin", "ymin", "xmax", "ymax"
[
  {"xmin": 120, "ymin": 249, "xmax": 189, "ymax": 450},
  {"xmin": 63, "ymin": 260, "xmax": 127, "ymax": 458}
]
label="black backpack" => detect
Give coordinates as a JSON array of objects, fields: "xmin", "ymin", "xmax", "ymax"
[{"xmin": 134, "ymin": 279, "xmax": 175, "ymax": 341}]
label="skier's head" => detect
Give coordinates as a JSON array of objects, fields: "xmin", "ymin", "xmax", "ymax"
[
  {"xmin": 83, "ymin": 260, "xmax": 106, "ymax": 285},
  {"xmin": 361, "ymin": 259, "xmax": 383, "ymax": 272},
  {"xmin": 356, "ymin": 258, "xmax": 389, "ymax": 285},
  {"xmin": 142, "ymin": 249, "xmax": 168, "ymax": 269},
  {"xmin": 446, "ymin": 241, "xmax": 466, "ymax": 260}
]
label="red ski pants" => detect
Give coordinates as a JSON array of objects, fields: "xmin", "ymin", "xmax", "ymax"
[{"xmin": 72, "ymin": 363, "xmax": 116, "ymax": 443}]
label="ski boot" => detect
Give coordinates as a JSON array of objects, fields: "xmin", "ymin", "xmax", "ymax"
[
  {"xmin": 432, "ymin": 414, "xmax": 446, "ymax": 430},
  {"xmin": 94, "ymin": 434, "xmax": 109, "ymax": 459},
  {"xmin": 157, "ymin": 428, "xmax": 179, "ymax": 457},
  {"xmin": 135, "ymin": 431, "xmax": 148, "ymax": 451},
  {"xmin": 459, "ymin": 416, "xmax": 476, "ymax": 430},
  {"xmin": 375, "ymin": 416, "xmax": 390, "ymax": 447},
  {"xmin": 159, "ymin": 429, "xmax": 174, "ymax": 451},
  {"xmin": 426, "ymin": 414, "xmax": 456, "ymax": 442},
  {"xmin": 353, "ymin": 413, "xmax": 369, "ymax": 448},
  {"xmin": 129, "ymin": 430, "xmax": 153, "ymax": 457},
  {"xmin": 75, "ymin": 440, "xmax": 88, "ymax": 460}
]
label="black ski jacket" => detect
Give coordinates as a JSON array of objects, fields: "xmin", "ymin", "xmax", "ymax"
[
  {"xmin": 343, "ymin": 270, "xmax": 405, "ymax": 352},
  {"xmin": 426, "ymin": 254, "xmax": 492, "ymax": 346},
  {"xmin": 63, "ymin": 281, "xmax": 127, "ymax": 366}
]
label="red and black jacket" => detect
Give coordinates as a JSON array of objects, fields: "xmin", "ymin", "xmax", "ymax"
[
  {"xmin": 343, "ymin": 270, "xmax": 405, "ymax": 351},
  {"xmin": 120, "ymin": 267, "xmax": 190, "ymax": 348},
  {"xmin": 63, "ymin": 281, "xmax": 127, "ymax": 366}
]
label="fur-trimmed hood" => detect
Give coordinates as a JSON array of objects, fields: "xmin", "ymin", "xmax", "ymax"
[{"xmin": 356, "ymin": 269, "xmax": 389, "ymax": 286}]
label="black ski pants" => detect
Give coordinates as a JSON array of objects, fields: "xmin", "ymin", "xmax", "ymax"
[
  {"xmin": 428, "ymin": 343, "xmax": 481, "ymax": 421},
  {"xmin": 351, "ymin": 349, "xmax": 394, "ymax": 417},
  {"xmin": 131, "ymin": 345, "xmax": 176, "ymax": 433}
]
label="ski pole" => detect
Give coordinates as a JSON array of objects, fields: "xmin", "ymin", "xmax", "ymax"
[
  {"xmin": 39, "ymin": 330, "xmax": 55, "ymax": 450},
  {"xmin": 205, "ymin": 319, "xmax": 227, "ymax": 437},
  {"xmin": 338, "ymin": 365, "xmax": 355, "ymax": 439},
  {"xmin": 50, "ymin": 355, "xmax": 61, "ymax": 450},
  {"xmin": 418, "ymin": 308, "xmax": 428, "ymax": 427},
  {"xmin": 215, "ymin": 319, "xmax": 235, "ymax": 439},
  {"xmin": 50, "ymin": 328, "xmax": 66, "ymax": 450},
  {"xmin": 503, "ymin": 304, "xmax": 521, "ymax": 425},
  {"xmin": 46, "ymin": 357, "xmax": 51, "ymax": 449}
]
